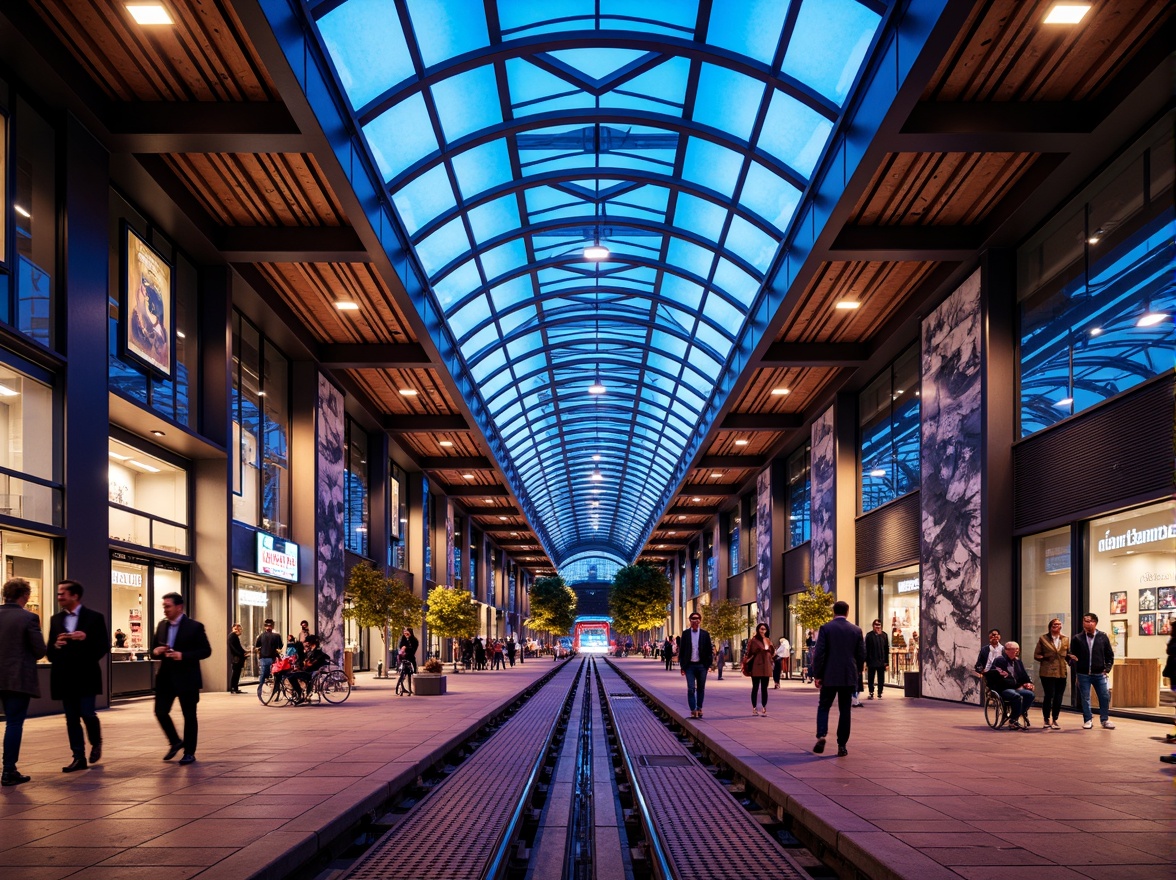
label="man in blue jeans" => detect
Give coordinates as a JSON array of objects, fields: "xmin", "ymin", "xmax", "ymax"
[
  {"xmin": 1067, "ymin": 612, "xmax": 1115, "ymax": 730},
  {"xmin": 679, "ymin": 612, "xmax": 713, "ymax": 719},
  {"xmin": 254, "ymin": 619, "xmax": 284, "ymax": 694}
]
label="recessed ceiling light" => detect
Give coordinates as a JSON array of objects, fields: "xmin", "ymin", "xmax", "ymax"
[
  {"xmin": 584, "ymin": 245, "xmax": 610, "ymax": 260},
  {"xmin": 1043, "ymin": 3, "xmax": 1091, "ymax": 25},
  {"xmin": 499, "ymin": 516, "xmax": 508, "ymax": 521},
  {"xmin": 398, "ymin": 388, "xmax": 418, "ymax": 396},
  {"xmin": 108, "ymin": 451, "xmax": 131, "ymax": 461},
  {"xmin": 151, "ymin": 430, "xmax": 165, "ymax": 437},
  {"xmin": 734, "ymin": 439, "xmax": 749, "ymax": 446},
  {"xmin": 484, "ymin": 497, "xmax": 494, "ymax": 503},
  {"xmin": 770, "ymin": 387, "xmax": 790, "ymax": 396},
  {"xmin": 14, "ymin": 205, "xmax": 31, "ymax": 219},
  {"xmin": 462, "ymin": 473, "xmax": 476, "ymax": 480},
  {"xmin": 175, "ymin": 330, "xmax": 185, "ymax": 339},
  {"xmin": 438, "ymin": 440, "xmax": 454, "ymax": 447},
  {"xmin": 125, "ymin": 3, "xmax": 174, "ymax": 25},
  {"xmin": 711, "ymin": 472, "xmax": 723, "ymax": 478},
  {"xmin": 668, "ymin": 531, "xmax": 677, "ymax": 536},
  {"xmin": 334, "ymin": 301, "xmax": 360, "ymax": 311},
  {"xmin": 835, "ymin": 300, "xmax": 861, "ymax": 310},
  {"xmin": 0, "ymin": 386, "xmax": 19, "ymax": 398},
  {"xmin": 257, "ymin": 391, "xmax": 266, "ymax": 398},
  {"xmin": 127, "ymin": 460, "xmax": 162, "ymax": 473}
]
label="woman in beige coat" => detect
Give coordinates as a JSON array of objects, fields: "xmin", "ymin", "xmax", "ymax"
[
  {"xmin": 744, "ymin": 623, "xmax": 775, "ymax": 716},
  {"xmin": 1034, "ymin": 618, "xmax": 1069, "ymax": 730}
]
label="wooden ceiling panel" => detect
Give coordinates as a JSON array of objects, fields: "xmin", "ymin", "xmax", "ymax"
[
  {"xmin": 255, "ymin": 262, "xmax": 415, "ymax": 345},
  {"xmin": 163, "ymin": 153, "xmax": 347, "ymax": 226},
  {"xmin": 393, "ymin": 432, "xmax": 479, "ymax": 459},
  {"xmin": 348, "ymin": 368, "xmax": 460, "ymax": 416},
  {"xmin": 775, "ymin": 262, "xmax": 938, "ymax": 344},
  {"xmin": 706, "ymin": 432, "xmax": 778, "ymax": 457},
  {"xmin": 732, "ymin": 367, "xmax": 839, "ymax": 414},
  {"xmin": 925, "ymin": 1, "xmax": 1172, "ymax": 102},
  {"xmin": 850, "ymin": 153, "xmax": 1041, "ymax": 226},
  {"xmin": 29, "ymin": 0, "xmax": 276, "ymax": 101}
]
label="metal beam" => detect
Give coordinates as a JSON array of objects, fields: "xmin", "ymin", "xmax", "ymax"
[
  {"xmin": 758, "ymin": 342, "xmax": 870, "ymax": 367},
  {"xmin": 218, "ymin": 226, "xmax": 369, "ymax": 262},
  {"xmin": 319, "ymin": 343, "xmax": 434, "ymax": 369},
  {"xmin": 418, "ymin": 456, "xmax": 494, "ymax": 470},
  {"xmin": 719, "ymin": 412, "xmax": 803, "ymax": 431},
  {"xmin": 664, "ymin": 505, "xmax": 720, "ymax": 517},
  {"xmin": 827, "ymin": 225, "xmax": 983, "ymax": 261},
  {"xmin": 474, "ymin": 505, "xmax": 521, "ymax": 516},
  {"xmin": 109, "ymin": 102, "xmax": 308, "ymax": 153},
  {"xmin": 676, "ymin": 483, "xmax": 741, "ymax": 496},
  {"xmin": 382, "ymin": 414, "xmax": 470, "ymax": 432},
  {"xmin": 888, "ymin": 101, "xmax": 1094, "ymax": 152},
  {"xmin": 697, "ymin": 455, "xmax": 767, "ymax": 469}
]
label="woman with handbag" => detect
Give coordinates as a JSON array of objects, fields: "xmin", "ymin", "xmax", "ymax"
[
  {"xmin": 1033, "ymin": 618, "xmax": 1069, "ymax": 730},
  {"xmin": 743, "ymin": 623, "xmax": 775, "ymax": 716}
]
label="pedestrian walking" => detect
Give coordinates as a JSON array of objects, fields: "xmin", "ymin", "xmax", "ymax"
[
  {"xmin": 0, "ymin": 578, "xmax": 47, "ymax": 787},
  {"xmin": 864, "ymin": 620, "xmax": 889, "ymax": 699},
  {"xmin": 773, "ymin": 636, "xmax": 791, "ymax": 687},
  {"xmin": 47, "ymin": 580, "xmax": 109, "ymax": 772},
  {"xmin": 715, "ymin": 640, "xmax": 727, "ymax": 680},
  {"xmin": 1033, "ymin": 618, "xmax": 1068, "ymax": 729},
  {"xmin": 152, "ymin": 592, "xmax": 212, "ymax": 765},
  {"xmin": 811, "ymin": 601, "xmax": 866, "ymax": 757},
  {"xmin": 228, "ymin": 623, "xmax": 246, "ymax": 694},
  {"xmin": 679, "ymin": 612, "xmax": 713, "ymax": 719},
  {"xmin": 743, "ymin": 623, "xmax": 774, "ymax": 716},
  {"xmin": 398, "ymin": 627, "xmax": 419, "ymax": 672},
  {"xmin": 506, "ymin": 637, "xmax": 517, "ymax": 667},
  {"xmin": 1066, "ymin": 612, "xmax": 1115, "ymax": 730},
  {"xmin": 662, "ymin": 635, "xmax": 674, "ymax": 670}
]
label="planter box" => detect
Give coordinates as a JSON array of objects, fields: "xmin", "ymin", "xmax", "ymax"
[{"xmin": 415, "ymin": 674, "xmax": 447, "ymax": 696}]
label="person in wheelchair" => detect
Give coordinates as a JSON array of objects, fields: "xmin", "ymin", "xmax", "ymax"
[
  {"xmin": 990, "ymin": 641, "xmax": 1036, "ymax": 729},
  {"xmin": 286, "ymin": 634, "xmax": 329, "ymax": 704}
]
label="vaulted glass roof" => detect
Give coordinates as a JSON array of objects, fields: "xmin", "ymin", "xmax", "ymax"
[{"xmin": 306, "ymin": 0, "xmax": 886, "ymax": 564}]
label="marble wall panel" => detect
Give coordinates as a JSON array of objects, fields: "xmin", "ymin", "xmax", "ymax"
[
  {"xmin": 756, "ymin": 466, "xmax": 773, "ymax": 624},
  {"xmin": 315, "ymin": 374, "xmax": 346, "ymax": 663},
  {"xmin": 810, "ymin": 407, "xmax": 836, "ymax": 592},
  {"xmin": 921, "ymin": 269, "xmax": 983, "ymax": 702}
]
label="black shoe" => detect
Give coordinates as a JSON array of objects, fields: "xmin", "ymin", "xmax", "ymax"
[
  {"xmin": 1, "ymin": 769, "xmax": 30, "ymax": 787},
  {"xmin": 1161, "ymin": 755, "xmax": 1176, "ymax": 764},
  {"xmin": 62, "ymin": 757, "xmax": 88, "ymax": 773},
  {"xmin": 89, "ymin": 744, "xmax": 102, "ymax": 764},
  {"xmin": 178, "ymin": 754, "xmax": 196, "ymax": 765},
  {"xmin": 163, "ymin": 742, "xmax": 183, "ymax": 761},
  {"xmin": 813, "ymin": 737, "xmax": 826, "ymax": 754},
  {"xmin": 837, "ymin": 746, "xmax": 849, "ymax": 757}
]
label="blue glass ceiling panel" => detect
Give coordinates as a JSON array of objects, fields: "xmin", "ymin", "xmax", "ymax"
[{"xmin": 308, "ymin": 0, "xmax": 888, "ymax": 565}]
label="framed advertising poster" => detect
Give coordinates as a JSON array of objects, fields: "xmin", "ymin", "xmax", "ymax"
[
  {"xmin": 390, "ymin": 475, "xmax": 401, "ymax": 539},
  {"xmin": 121, "ymin": 223, "xmax": 174, "ymax": 378}
]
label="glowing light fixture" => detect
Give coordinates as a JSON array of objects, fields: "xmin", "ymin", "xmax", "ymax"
[
  {"xmin": 438, "ymin": 440, "xmax": 454, "ymax": 447},
  {"xmin": 14, "ymin": 205, "xmax": 31, "ymax": 219},
  {"xmin": 584, "ymin": 245, "xmax": 610, "ymax": 261},
  {"xmin": 462, "ymin": 473, "xmax": 476, "ymax": 480},
  {"xmin": 691, "ymin": 497, "xmax": 701, "ymax": 502},
  {"xmin": 0, "ymin": 386, "xmax": 19, "ymax": 398},
  {"xmin": 1043, "ymin": 3, "xmax": 1091, "ymax": 24},
  {"xmin": 1089, "ymin": 327, "xmax": 1102, "ymax": 336},
  {"xmin": 126, "ymin": 3, "xmax": 174, "ymax": 24},
  {"xmin": 588, "ymin": 378, "xmax": 607, "ymax": 395},
  {"xmin": 869, "ymin": 468, "xmax": 886, "ymax": 477},
  {"xmin": 127, "ymin": 460, "xmax": 162, "ymax": 473},
  {"xmin": 398, "ymin": 388, "xmax": 418, "ymax": 396},
  {"xmin": 1137, "ymin": 311, "xmax": 1168, "ymax": 327},
  {"xmin": 835, "ymin": 300, "xmax": 861, "ymax": 310},
  {"xmin": 734, "ymin": 439, "xmax": 749, "ymax": 446},
  {"xmin": 770, "ymin": 387, "xmax": 790, "ymax": 395},
  {"xmin": 1054, "ymin": 397, "xmax": 1073, "ymax": 407},
  {"xmin": 590, "ymin": 467, "xmax": 604, "ymax": 482},
  {"xmin": 335, "ymin": 301, "xmax": 359, "ymax": 311}
]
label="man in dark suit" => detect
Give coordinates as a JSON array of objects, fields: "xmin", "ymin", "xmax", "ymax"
[
  {"xmin": 0, "ymin": 578, "xmax": 47, "ymax": 787},
  {"xmin": 679, "ymin": 612, "xmax": 713, "ymax": 719},
  {"xmin": 152, "ymin": 592, "xmax": 211, "ymax": 765},
  {"xmin": 811, "ymin": 601, "xmax": 866, "ymax": 757},
  {"xmin": 990, "ymin": 641, "xmax": 1035, "ymax": 729},
  {"xmin": 47, "ymin": 580, "xmax": 109, "ymax": 772},
  {"xmin": 227, "ymin": 623, "xmax": 246, "ymax": 694}
]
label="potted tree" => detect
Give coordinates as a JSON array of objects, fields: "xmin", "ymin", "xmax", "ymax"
[
  {"xmin": 342, "ymin": 561, "xmax": 422, "ymax": 680},
  {"xmin": 525, "ymin": 575, "xmax": 577, "ymax": 648},
  {"xmin": 700, "ymin": 599, "xmax": 743, "ymax": 672},
  {"xmin": 789, "ymin": 582, "xmax": 835, "ymax": 681},
  {"xmin": 421, "ymin": 585, "xmax": 478, "ymax": 693}
]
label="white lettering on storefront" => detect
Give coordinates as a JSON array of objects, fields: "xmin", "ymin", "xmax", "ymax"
[
  {"xmin": 897, "ymin": 578, "xmax": 920, "ymax": 593},
  {"xmin": 112, "ymin": 571, "xmax": 143, "ymax": 587},
  {"xmin": 1097, "ymin": 524, "xmax": 1174, "ymax": 553}
]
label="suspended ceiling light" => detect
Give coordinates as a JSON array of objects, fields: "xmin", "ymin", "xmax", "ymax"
[
  {"xmin": 584, "ymin": 245, "xmax": 610, "ymax": 261},
  {"xmin": 590, "ymin": 467, "xmax": 604, "ymax": 482},
  {"xmin": 1043, "ymin": 3, "xmax": 1091, "ymax": 25},
  {"xmin": 1137, "ymin": 311, "xmax": 1168, "ymax": 327},
  {"xmin": 14, "ymin": 205, "xmax": 31, "ymax": 219},
  {"xmin": 1054, "ymin": 397, "xmax": 1074, "ymax": 407},
  {"xmin": 869, "ymin": 468, "xmax": 886, "ymax": 477},
  {"xmin": 588, "ymin": 377, "xmax": 607, "ymax": 395},
  {"xmin": 1089, "ymin": 327, "xmax": 1102, "ymax": 336},
  {"xmin": 1087, "ymin": 227, "xmax": 1104, "ymax": 245}
]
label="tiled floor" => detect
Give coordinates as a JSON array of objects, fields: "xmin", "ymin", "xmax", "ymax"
[
  {"xmin": 0, "ymin": 661, "xmax": 555, "ymax": 879},
  {"xmin": 615, "ymin": 659, "xmax": 1176, "ymax": 880}
]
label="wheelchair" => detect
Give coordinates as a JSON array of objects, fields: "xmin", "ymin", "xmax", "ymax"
[{"xmin": 982, "ymin": 680, "xmax": 1026, "ymax": 730}]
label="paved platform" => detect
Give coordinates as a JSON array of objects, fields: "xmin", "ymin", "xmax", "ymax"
[
  {"xmin": 612, "ymin": 658, "xmax": 1175, "ymax": 880},
  {"xmin": 0, "ymin": 661, "xmax": 556, "ymax": 880}
]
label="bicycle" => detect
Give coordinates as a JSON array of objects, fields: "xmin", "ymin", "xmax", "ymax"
[
  {"xmin": 395, "ymin": 658, "xmax": 414, "ymax": 696},
  {"xmin": 260, "ymin": 665, "xmax": 351, "ymax": 706}
]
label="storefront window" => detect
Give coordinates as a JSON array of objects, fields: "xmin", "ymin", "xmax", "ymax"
[
  {"xmin": 3, "ymin": 529, "xmax": 54, "ymax": 646},
  {"xmin": 1019, "ymin": 525, "xmax": 1072, "ymax": 692},
  {"xmin": 108, "ymin": 437, "xmax": 188, "ymax": 554},
  {"xmin": 1019, "ymin": 113, "xmax": 1175, "ymax": 436},
  {"xmin": 344, "ymin": 417, "xmax": 369, "ymax": 557},
  {"xmin": 860, "ymin": 346, "xmax": 920, "ymax": 513},
  {"xmin": 110, "ymin": 554, "xmax": 185, "ymax": 694},
  {"xmin": 1087, "ymin": 501, "xmax": 1174, "ymax": 717},
  {"xmin": 232, "ymin": 311, "xmax": 291, "ymax": 534},
  {"xmin": 13, "ymin": 98, "xmax": 55, "ymax": 348},
  {"xmin": 857, "ymin": 564, "xmax": 921, "ymax": 684},
  {"xmin": 0, "ymin": 361, "xmax": 60, "ymax": 525},
  {"xmin": 787, "ymin": 444, "xmax": 811, "ymax": 546},
  {"xmin": 234, "ymin": 575, "xmax": 286, "ymax": 681}
]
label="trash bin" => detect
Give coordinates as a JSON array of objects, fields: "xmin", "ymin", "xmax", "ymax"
[
  {"xmin": 903, "ymin": 671, "xmax": 921, "ymax": 698},
  {"xmin": 344, "ymin": 650, "xmax": 354, "ymax": 685}
]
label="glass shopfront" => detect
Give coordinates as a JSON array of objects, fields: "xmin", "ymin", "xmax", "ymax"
[
  {"xmin": 1019, "ymin": 525, "xmax": 1072, "ymax": 694},
  {"xmin": 857, "ymin": 563, "xmax": 921, "ymax": 685},
  {"xmin": 108, "ymin": 437, "xmax": 188, "ymax": 554},
  {"xmin": 4, "ymin": 529, "xmax": 55, "ymax": 640},
  {"xmin": 233, "ymin": 574, "xmax": 288, "ymax": 683},
  {"xmin": 110, "ymin": 553, "xmax": 186, "ymax": 696}
]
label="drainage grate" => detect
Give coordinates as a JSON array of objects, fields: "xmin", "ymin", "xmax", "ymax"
[
  {"xmin": 638, "ymin": 755, "xmax": 693, "ymax": 768},
  {"xmin": 609, "ymin": 693, "xmax": 636, "ymax": 698}
]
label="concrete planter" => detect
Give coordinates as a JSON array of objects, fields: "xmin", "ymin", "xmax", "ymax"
[{"xmin": 414, "ymin": 674, "xmax": 447, "ymax": 696}]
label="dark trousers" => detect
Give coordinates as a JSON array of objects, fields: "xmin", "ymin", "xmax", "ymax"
[
  {"xmin": 683, "ymin": 663, "xmax": 708, "ymax": 711},
  {"xmin": 868, "ymin": 666, "xmax": 886, "ymax": 696},
  {"xmin": 229, "ymin": 661, "xmax": 244, "ymax": 692},
  {"xmin": 1040, "ymin": 676, "xmax": 1065, "ymax": 722},
  {"xmin": 816, "ymin": 686, "xmax": 854, "ymax": 745},
  {"xmin": 155, "ymin": 685, "xmax": 199, "ymax": 756},
  {"xmin": 1, "ymin": 692, "xmax": 30, "ymax": 770},
  {"xmin": 772, "ymin": 657, "xmax": 783, "ymax": 685},
  {"xmin": 751, "ymin": 676, "xmax": 769, "ymax": 708},
  {"xmin": 664, "ymin": 655, "xmax": 672, "ymax": 670},
  {"xmin": 62, "ymin": 694, "xmax": 100, "ymax": 758}
]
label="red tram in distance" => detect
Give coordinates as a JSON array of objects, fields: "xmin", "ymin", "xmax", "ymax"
[{"xmin": 572, "ymin": 617, "xmax": 613, "ymax": 654}]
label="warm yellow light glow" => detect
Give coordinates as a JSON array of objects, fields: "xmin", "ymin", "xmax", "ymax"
[
  {"xmin": 770, "ymin": 387, "xmax": 789, "ymax": 396},
  {"xmin": 398, "ymin": 388, "xmax": 418, "ymax": 396},
  {"xmin": 335, "ymin": 301, "xmax": 360, "ymax": 311},
  {"xmin": 126, "ymin": 3, "xmax": 174, "ymax": 25},
  {"xmin": 1043, "ymin": 4, "xmax": 1091, "ymax": 24},
  {"xmin": 835, "ymin": 300, "xmax": 861, "ymax": 310}
]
